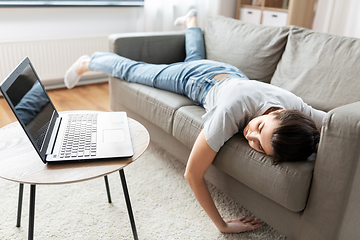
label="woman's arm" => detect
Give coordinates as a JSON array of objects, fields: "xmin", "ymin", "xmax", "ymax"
[{"xmin": 184, "ymin": 130, "xmax": 262, "ymax": 233}]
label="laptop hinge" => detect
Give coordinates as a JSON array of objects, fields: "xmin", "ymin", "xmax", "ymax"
[{"xmin": 46, "ymin": 116, "xmax": 62, "ymax": 156}]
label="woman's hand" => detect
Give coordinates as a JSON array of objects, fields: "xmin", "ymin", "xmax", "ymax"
[{"xmin": 220, "ymin": 216, "xmax": 262, "ymax": 233}]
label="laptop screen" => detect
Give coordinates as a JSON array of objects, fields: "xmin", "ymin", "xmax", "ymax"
[{"xmin": 5, "ymin": 62, "xmax": 56, "ymax": 153}]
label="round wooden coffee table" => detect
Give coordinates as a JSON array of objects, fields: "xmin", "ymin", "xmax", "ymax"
[{"xmin": 0, "ymin": 114, "xmax": 149, "ymax": 240}]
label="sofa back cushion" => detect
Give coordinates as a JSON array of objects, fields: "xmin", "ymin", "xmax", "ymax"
[
  {"xmin": 205, "ymin": 16, "xmax": 289, "ymax": 83},
  {"xmin": 271, "ymin": 27, "xmax": 360, "ymax": 112}
]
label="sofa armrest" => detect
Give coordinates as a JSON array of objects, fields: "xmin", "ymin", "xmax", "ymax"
[
  {"xmin": 301, "ymin": 101, "xmax": 360, "ymax": 240},
  {"xmin": 108, "ymin": 31, "xmax": 186, "ymax": 64}
]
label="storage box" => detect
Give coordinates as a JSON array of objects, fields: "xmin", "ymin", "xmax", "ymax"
[
  {"xmin": 262, "ymin": 10, "xmax": 288, "ymax": 26},
  {"xmin": 240, "ymin": 8, "xmax": 262, "ymax": 24}
]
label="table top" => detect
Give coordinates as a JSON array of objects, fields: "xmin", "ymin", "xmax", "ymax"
[{"xmin": 0, "ymin": 115, "xmax": 150, "ymax": 185}]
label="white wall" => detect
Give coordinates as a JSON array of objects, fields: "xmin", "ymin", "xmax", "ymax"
[
  {"xmin": 218, "ymin": 0, "xmax": 237, "ymax": 19},
  {"xmin": 0, "ymin": 7, "xmax": 144, "ymax": 42},
  {"xmin": 0, "ymin": 7, "xmax": 145, "ymax": 87}
]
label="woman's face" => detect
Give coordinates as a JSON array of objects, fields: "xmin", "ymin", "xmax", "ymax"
[{"xmin": 243, "ymin": 112, "xmax": 282, "ymax": 156}]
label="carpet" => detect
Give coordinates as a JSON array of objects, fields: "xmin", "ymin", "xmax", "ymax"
[{"xmin": 0, "ymin": 142, "xmax": 286, "ymax": 239}]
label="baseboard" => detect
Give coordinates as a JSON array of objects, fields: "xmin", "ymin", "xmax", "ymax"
[{"xmin": 44, "ymin": 76, "xmax": 109, "ymax": 90}]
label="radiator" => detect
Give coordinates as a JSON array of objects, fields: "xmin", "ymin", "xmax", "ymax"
[{"xmin": 0, "ymin": 37, "xmax": 109, "ymax": 88}]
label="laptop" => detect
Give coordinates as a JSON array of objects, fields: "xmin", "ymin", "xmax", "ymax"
[{"xmin": 0, "ymin": 57, "xmax": 133, "ymax": 163}]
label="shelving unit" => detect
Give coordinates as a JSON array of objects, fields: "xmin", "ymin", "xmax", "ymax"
[{"xmin": 236, "ymin": 0, "xmax": 316, "ymax": 28}]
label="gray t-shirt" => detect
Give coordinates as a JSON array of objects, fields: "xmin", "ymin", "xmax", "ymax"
[{"xmin": 203, "ymin": 78, "xmax": 326, "ymax": 152}]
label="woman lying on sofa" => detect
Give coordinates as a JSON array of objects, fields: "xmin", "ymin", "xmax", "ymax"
[{"xmin": 64, "ymin": 10, "xmax": 325, "ymax": 234}]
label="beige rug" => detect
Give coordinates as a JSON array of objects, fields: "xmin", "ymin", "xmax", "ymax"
[{"xmin": 0, "ymin": 142, "xmax": 286, "ymax": 239}]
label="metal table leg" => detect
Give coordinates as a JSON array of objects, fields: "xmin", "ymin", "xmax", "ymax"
[
  {"xmin": 104, "ymin": 175, "xmax": 112, "ymax": 203},
  {"xmin": 28, "ymin": 185, "xmax": 36, "ymax": 240},
  {"xmin": 119, "ymin": 169, "xmax": 138, "ymax": 240},
  {"xmin": 16, "ymin": 183, "xmax": 24, "ymax": 227}
]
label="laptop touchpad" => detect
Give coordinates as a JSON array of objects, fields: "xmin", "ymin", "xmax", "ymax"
[{"xmin": 103, "ymin": 129, "xmax": 126, "ymax": 143}]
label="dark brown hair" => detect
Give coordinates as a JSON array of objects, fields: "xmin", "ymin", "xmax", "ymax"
[{"xmin": 271, "ymin": 110, "xmax": 320, "ymax": 164}]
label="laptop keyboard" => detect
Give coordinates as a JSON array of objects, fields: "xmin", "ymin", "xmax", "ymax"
[{"xmin": 59, "ymin": 114, "xmax": 98, "ymax": 158}]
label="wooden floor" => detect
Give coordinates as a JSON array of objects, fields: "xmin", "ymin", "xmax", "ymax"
[{"xmin": 0, "ymin": 82, "xmax": 111, "ymax": 128}]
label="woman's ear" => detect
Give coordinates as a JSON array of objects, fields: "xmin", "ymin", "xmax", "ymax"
[
  {"xmin": 269, "ymin": 109, "xmax": 285, "ymax": 115},
  {"xmin": 263, "ymin": 107, "xmax": 284, "ymax": 115}
]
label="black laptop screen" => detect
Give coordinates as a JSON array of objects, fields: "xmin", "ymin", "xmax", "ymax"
[{"xmin": 6, "ymin": 63, "xmax": 55, "ymax": 151}]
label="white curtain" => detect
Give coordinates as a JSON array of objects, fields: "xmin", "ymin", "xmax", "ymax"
[
  {"xmin": 143, "ymin": 0, "xmax": 237, "ymax": 32},
  {"xmin": 313, "ymin": 0, "xmax": 360, "ymax": 38}
]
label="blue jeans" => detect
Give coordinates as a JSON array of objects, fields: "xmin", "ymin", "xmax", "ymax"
[{"xmin": 89, "ymin": 27, "xmax": 248, "ymax": 106}]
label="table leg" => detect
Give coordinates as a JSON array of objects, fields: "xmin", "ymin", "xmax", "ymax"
[
  {"xmin": 16, "ymin": 183, "xmax": 24, "ymax": 227},
  {"xmin": 104, "ymin": 175, "xmax": 112, "ymax": 203},
  {"xmin": 119, "ymin": 169, "xmax": 138, "ymax": 240},
  {"xmin": 28, "ymin": 185, "xmax": 36, "ymax": 240}
]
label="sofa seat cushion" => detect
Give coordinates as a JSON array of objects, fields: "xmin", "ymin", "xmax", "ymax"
[
  {"xmin": 213, "ymin": 133, "xmax": 315, "ymax": 212},
  {"xmin": 172, "ymin": 105, "xmax": 205, "ymax": 149},
  {"xmin": 205, "ymin": 16, "xmax": 289, "ymax": 83},
  {"xmin": 109, "ymin": 78, "xmax": 195, "ymax": 134},
  {"xmin": 270, "ymin": 26, "xmax": 360, "ymax": 112}
]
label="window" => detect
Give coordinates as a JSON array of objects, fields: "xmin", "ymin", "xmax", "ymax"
[{"xmin": 0, "ymin": 0, "xmax": 144, "ymax": 7}]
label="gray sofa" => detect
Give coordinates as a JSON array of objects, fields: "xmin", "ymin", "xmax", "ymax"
[{"xmin": 107, "ymin": 16, "xmax": 360, "ymax": 240}]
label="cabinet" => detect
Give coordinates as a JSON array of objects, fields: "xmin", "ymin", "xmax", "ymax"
[{"xmin": 236, "ymin": 0, "xmax": 316, "ymax": 28}]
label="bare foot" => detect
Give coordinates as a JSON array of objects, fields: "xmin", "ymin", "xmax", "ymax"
[
  {"xmin": 76, "ymin": 57, "xmax": 90, "ymax": 75},
  {"xmin": 185, "ymin": 16, "xmax": 198, "ymax": 28}
]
